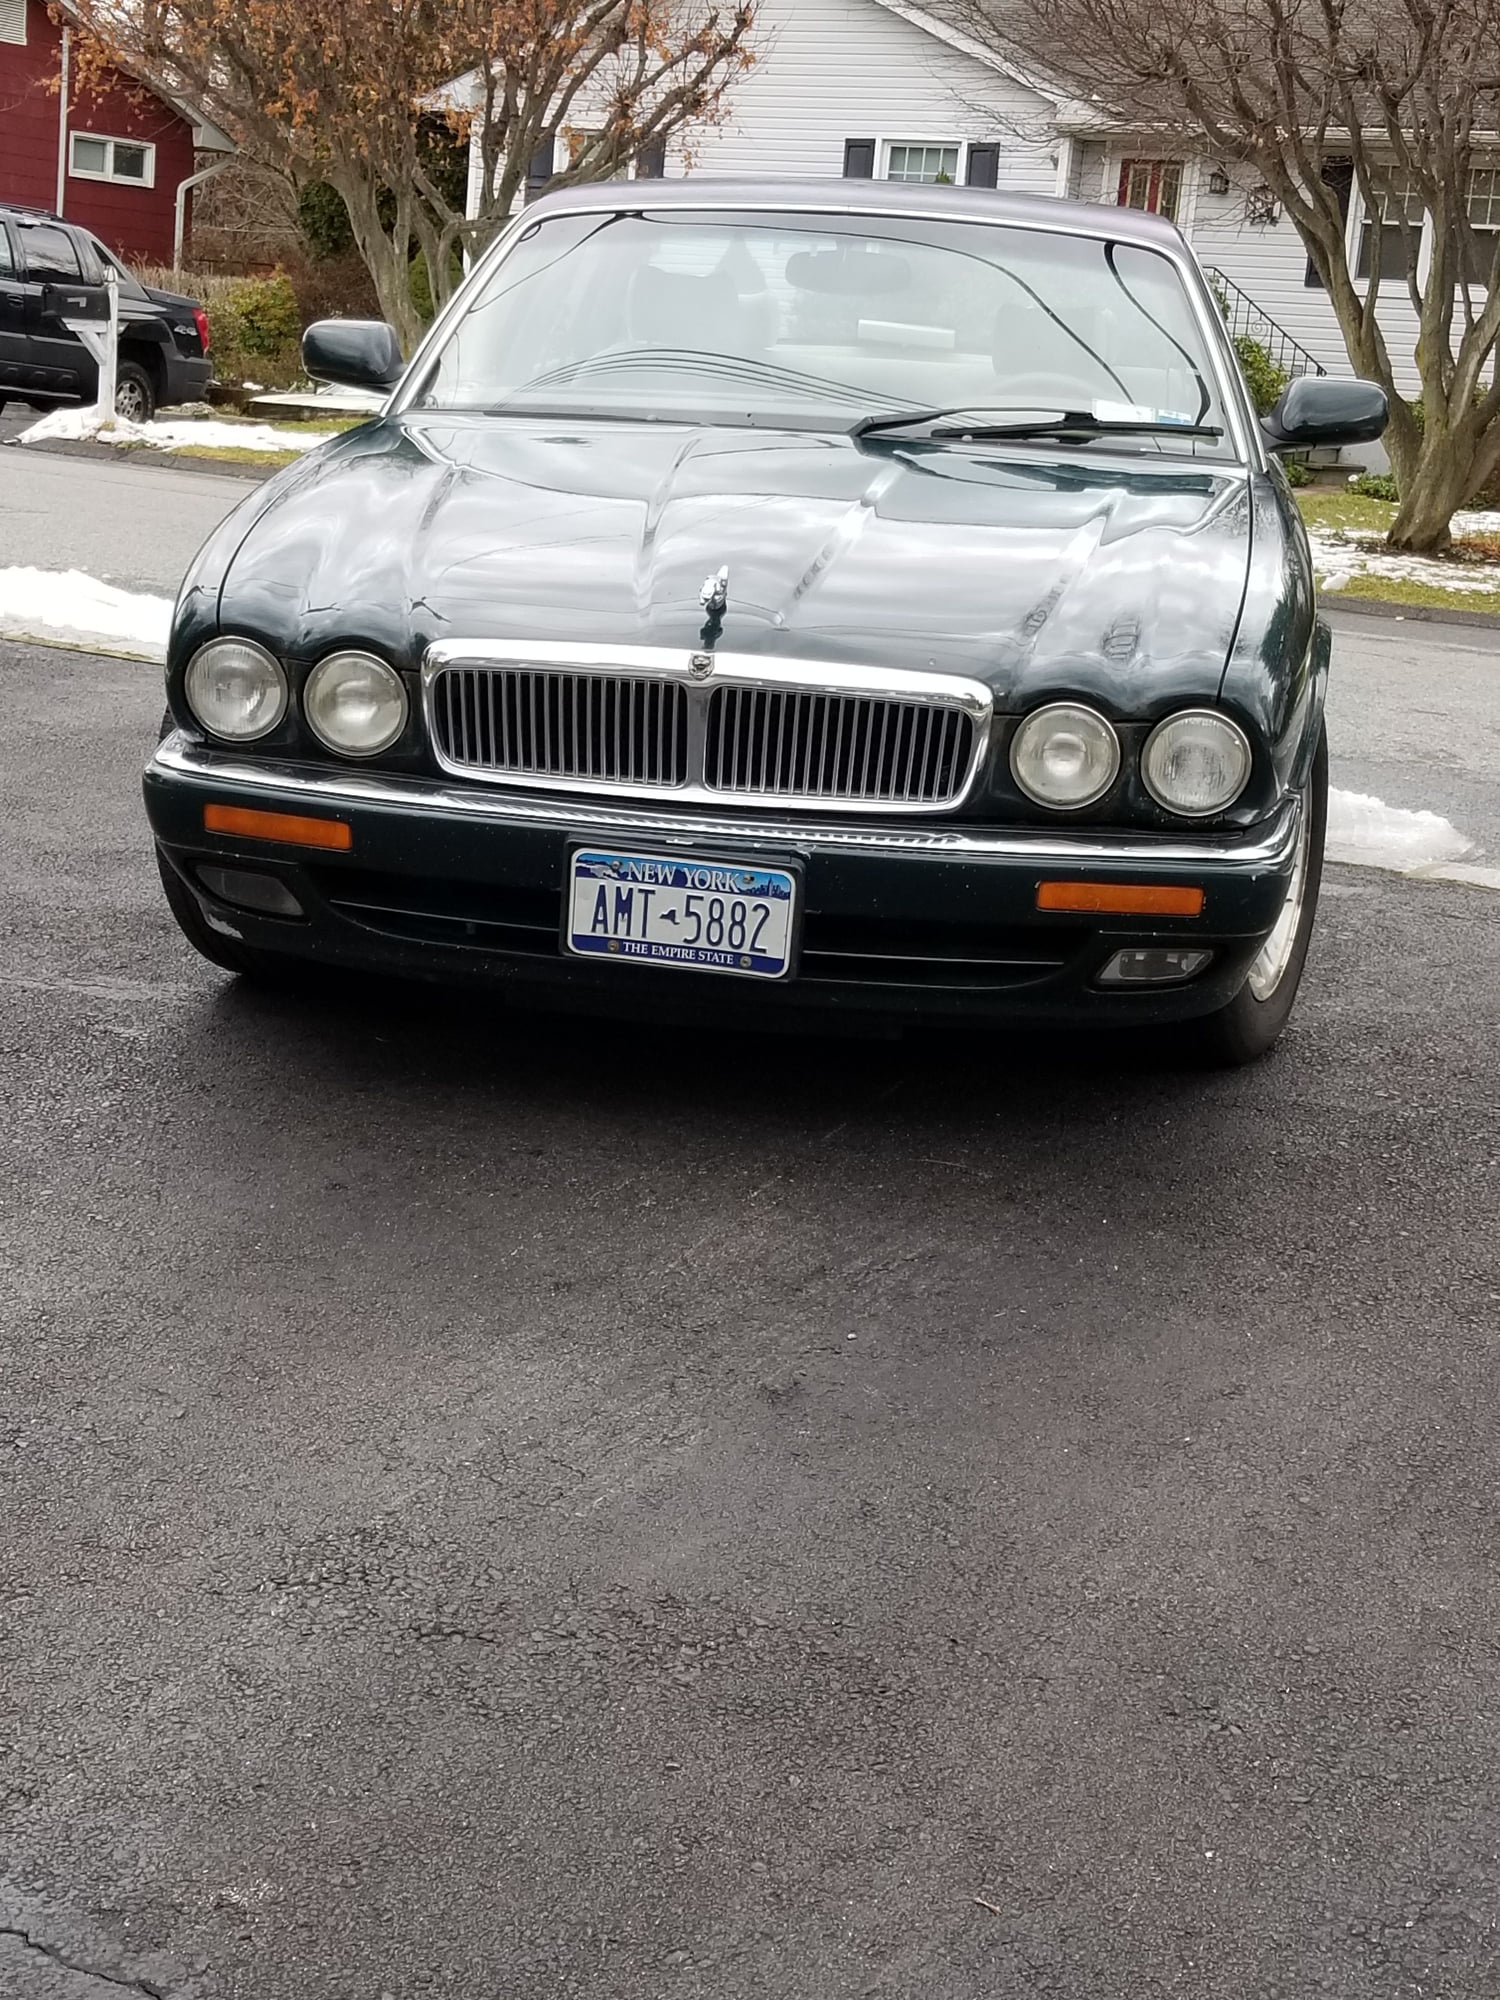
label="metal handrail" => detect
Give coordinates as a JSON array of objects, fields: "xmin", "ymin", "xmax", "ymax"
[{"xmin": 1205, "ymin": 267, "xmax": 1328, "ymax": 379}]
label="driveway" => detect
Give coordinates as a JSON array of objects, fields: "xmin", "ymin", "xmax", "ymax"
[
  {"xmin": 3, "ymin": 447, "xmax": 1500, "ymax": 1997},
  {"xmin": 3, "ymin": 632, "xmax": 1500, "ymax": 2000}
]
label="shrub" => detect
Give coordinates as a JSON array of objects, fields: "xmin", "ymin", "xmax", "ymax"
[
  {"xmin": 1349, "ymin": 470, "xmax": 1400, "ymax": 501},
  {"xmin": 222, "ymin": 273, "xmax": 303, "ymax": 358},
  {"xmin": 408, "ymin": 248, "xmax": 464, "ymax": 326},
  {"xmin": 1234, "ymin": 335, "xmax": 1289, "ymax": 416},
  {"xmin": 298, "ymin": 181, "xmax": 356, "ymax": 262},
  {"xmin": 1282, "ymin": 458, "xmax": 1313, "ymax": 487}
]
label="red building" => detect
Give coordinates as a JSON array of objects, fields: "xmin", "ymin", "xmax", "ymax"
[{"xmin": 0, "ymin": 0, "xmax": 230, "ymax": 264}]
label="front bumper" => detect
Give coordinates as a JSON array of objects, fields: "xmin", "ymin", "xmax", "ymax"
[{"xmin": 145, "ymin": 736, "xmax": 1304, "ymax": 1026}]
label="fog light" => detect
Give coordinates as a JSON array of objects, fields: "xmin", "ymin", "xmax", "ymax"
[
  {"xmin": 196, "ymin": 865, "xmax": 304, "ymax": 917},
  {"xmin": 1098, "ymin": 948, "xmax": 1214, "ymax": 986}
]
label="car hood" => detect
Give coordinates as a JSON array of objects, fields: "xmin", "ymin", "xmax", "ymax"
[{"xmin": 209, "ymin": 413, "xmax": 1255, "ymax": 710}]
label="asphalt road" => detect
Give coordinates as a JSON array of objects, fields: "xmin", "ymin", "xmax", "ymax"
[
  {"xmin": 3, "ymin": 635, "xmax": 1500, "ymax": 2000},
  {"xmin": 0, "ymin": 434, "xmax": 253, "ymax": 601}
]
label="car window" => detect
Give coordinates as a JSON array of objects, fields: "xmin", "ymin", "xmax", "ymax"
[
  {"xmin": 0, "ymin": 225, "xmax": 15, "ymax": 279},
  {"xmin": 419, "ymin": 209, "xmax": 1235, "ymax": 457},
  {"xmin": 83, "ymin": 235, "xmax": 148, "ymax": 300},
  {"xmin": 21, "ymin": 223, "xmax": 83, "ymax": 282}
]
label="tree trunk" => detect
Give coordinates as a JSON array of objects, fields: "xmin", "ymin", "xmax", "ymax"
[
  {"xmin": 330, "ymin": 174, "xmax": 426, "ymax": 354},
  {"xmin": 1385, "ymin": 427, "xmax": 1476, "ymax": 554}
]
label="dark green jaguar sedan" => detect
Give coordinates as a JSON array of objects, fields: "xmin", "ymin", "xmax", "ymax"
[{"xmin": 144, "ymin": 180, "xmax": 1386, "ymax": 1062}]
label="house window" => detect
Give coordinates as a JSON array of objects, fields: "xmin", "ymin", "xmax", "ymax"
[
  {"xmin": 0, "ymin": 0, "xmax": 26, "ymax": 45},
  {"xmin": 1117, "ymin": 159, "xmax": 1183, "ymax": 221},
  {"xmin": 1465, "ymin": 168, "xmax": 1500, "ymax": 285},
  {"xmin": 884, "ymin": 144, "xmax": 960, "ymax": 185},
  {"xmin": 69, "ymin": 133, "xmax": 156, "ymax": 188},
  {"xmin": 1356, "ymin": 171, "xmax": 1423, "ymax": 283}
]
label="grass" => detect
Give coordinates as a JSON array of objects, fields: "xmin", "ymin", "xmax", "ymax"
[
  {"xmin": 157, "ymin": 444, "xmax": 304, "ymax": 468},
  {"xmin": 1296, "ymin": 487, "xmax": 1500, "ymax": 617},
  {"xmin": 1296, "ymin": 490, "xmax": 1398, "ymax": 534},
  {"xmin": 1322, "ymin": 573, "xmax": 1500, "ymax": 615}
]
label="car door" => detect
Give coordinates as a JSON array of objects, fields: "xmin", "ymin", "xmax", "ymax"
[
  {"xmin": 14, "ymin": 219, "xmax": 105, "ymax": 397},
  {"xmin": 0, "ymin": 221, "xmax": 29, "ymax": 392}
]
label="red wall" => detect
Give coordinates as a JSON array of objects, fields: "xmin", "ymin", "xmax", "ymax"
[{"xmin": 0, "ymin": 0, "xmax": 198, "ymax": 264}]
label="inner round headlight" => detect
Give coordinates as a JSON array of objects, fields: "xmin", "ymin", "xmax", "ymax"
[
  {"xmin": 303, "ymin": 651, "xmax": 408, "ymax": 757},
  {"xmin": 184, "ymin": 638, "xmax": 287, "ymax": 742},
  {"xmin": 1010, "ymin": 703, "xmax": 1121, "ymax": 809},
  {"xmin": 1142, "ymin": 710, "xmax": 1253, "ymax": 817}
]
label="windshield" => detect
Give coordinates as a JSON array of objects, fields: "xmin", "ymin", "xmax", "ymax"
[{"xmin": 417, "ymin": 209, "xmax": 1237, "ymax": 458}]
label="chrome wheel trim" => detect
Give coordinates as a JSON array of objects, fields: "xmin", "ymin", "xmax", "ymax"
[
  {"xmin": 1248, "ymin": 796, "xmax": 1311, "ymax": 1001},
  {"xmin": 115, "ymin": 378, "xmax": 148, "ymax": 422}
]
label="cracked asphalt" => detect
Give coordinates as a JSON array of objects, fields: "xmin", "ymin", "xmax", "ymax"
[{"xmin": 3, "ymin": 635, "xmax": 1500, "ymax": 2000}]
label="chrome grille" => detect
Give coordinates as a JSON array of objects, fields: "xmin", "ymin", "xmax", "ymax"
[
  {"xmin": 431, "ymin": 667, "xmax": 688, "ymax": 788},
  {"xmin": 423, "ymin": 648, "xmax": 991, "ymax": 813},
  {"xmin": 706, "ymin": 687, "xmax": 976, "ymax": 807}
]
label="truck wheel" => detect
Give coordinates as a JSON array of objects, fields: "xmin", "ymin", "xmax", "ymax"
[
  {"xmin": 1194, "ymin": 728, "xmax": 1328, "ymax": 1067},
  {"xmin": 115, "ymin": 361, "xmax": 155, "ymax": 423}
]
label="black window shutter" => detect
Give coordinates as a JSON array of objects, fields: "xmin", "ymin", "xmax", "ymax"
[
  {"xmin": 526, "ymin": 140, "xmax": 555, "ymax": 201},
  {"xmin": 1305, "ymin": 157, "xmax": 1353, "ymax": 288},
  {"xmin": 635, "ymin": 139, "xmax": 667, "ymax": 180},
  {"xmin": 843, "ymin": 139, "xmax": 877, "ymax": 179},
  {"xmin": 966, "ymin": 145, "xmax": 1000, "ymax": 189}
]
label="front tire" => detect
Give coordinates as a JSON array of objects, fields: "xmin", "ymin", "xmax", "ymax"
[{"xmin": 1194, "ymin": 727, "xmax": 1327, "ymax": 1067}]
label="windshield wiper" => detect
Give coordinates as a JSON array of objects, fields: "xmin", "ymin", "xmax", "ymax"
[{"xmin": 853, "ymin": 407, "xmax": 1222, "ymax": 443}]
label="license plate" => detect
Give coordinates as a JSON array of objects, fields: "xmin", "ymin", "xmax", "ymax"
[{"xmin": 564, "ymin": 848, "xmax": 798, "ymax": 980}]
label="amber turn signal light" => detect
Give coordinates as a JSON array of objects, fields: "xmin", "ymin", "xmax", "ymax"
[
  {"xmin": 1037, "ymin": 881, "xmax": 1204, "ymax": 917},
  {"xmin": 203, "ymin": 803, "xmax": 352, "ymax": 851}
]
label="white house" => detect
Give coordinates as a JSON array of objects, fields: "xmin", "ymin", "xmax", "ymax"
[{"xmin": 471, "ymin": 0, "xmax": 1495, "ymax": 414}]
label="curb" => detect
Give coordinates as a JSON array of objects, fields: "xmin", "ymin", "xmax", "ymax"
[
  {"xmin": 1321, "ymin": 593, "xmax": 1500, "ymax": 634},
  {"xmin": 2, "ymin": 436, "xmax": 278, "ymax": 483}
]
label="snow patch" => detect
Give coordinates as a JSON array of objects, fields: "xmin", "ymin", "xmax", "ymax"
[
  {"xmin": 1327, "ymin": 788, "xmax": 1476, "ymax": 872},
  {"xmin": 0, "ymin": 566, "xmax": 171, "ymax": 660},
  {"xmin": 18, "ymin": 407, "xmax": 321, "ymax": 456},
  {"xmin": 1309, "ymin": 525, "xmax": 1500, "ymax": 596}
]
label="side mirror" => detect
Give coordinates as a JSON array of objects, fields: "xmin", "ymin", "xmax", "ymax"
[
  {"xmin": 1261, "ymin": 375, "xmax": 1388, "ymax": 452},
  {"xmin": 301, "ymin": 319, "xmax": 405, "ymax": 395}
]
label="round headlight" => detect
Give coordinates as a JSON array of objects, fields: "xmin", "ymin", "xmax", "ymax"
[
  {"xmin": 303, "ymin": 651, "xmax": 408, "ymax": 758},
  {"xmin": 184, "ymin": 638, "xmax": 287, "ymax": 742},
  {"xmin": 1142, "ymin": 710, "xmax": 1253, "ymax": 817},
  {"xmin": 1010, "ymin": 703, "xmax": 1121, "ymax": 809}
]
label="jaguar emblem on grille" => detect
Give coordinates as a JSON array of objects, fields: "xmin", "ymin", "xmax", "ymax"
[{"xmin": 688, "ymin": 651, "xmax": 716, "ymax": 681}]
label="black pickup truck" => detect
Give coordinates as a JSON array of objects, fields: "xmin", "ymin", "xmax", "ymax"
[{"xmin": 0, "ymin": 205, "xmax": 211, "ymax": 422}]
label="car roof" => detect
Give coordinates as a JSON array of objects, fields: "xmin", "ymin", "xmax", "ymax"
[{"xmin": 526, "ymin": 177, "xmax": 1186, "ymax": 251}]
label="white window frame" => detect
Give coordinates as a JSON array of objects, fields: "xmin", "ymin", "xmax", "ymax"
[
  {"xmin": 68, "ymin": 132, "xmax": 157, "ymax": 190},
  {"xmin": 879, "ymin": 139, "xmax": 968, "ymax": 187},
  {"xmin": 1356, "ymin": 164, "xmax": 1500, "ymax": 292},
  {"xmin": 0, "ymin": 0, "xmax": 26, "ymax": 46}
]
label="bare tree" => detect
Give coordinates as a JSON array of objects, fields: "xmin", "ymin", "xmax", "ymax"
[
  {"xmin": 952, "ymin": 0, "xmax": 1500, "ymax": 552},
  {"xmin": 72, "ymin": 1, "xmax": 756, "ymax": 351}
]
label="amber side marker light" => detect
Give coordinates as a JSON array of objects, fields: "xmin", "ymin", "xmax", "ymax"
[
  {"xmin": 1038, "ymin": 881, "xmax": 1204, "ymax": 918},
  {"xmin": 203, "ymin": 803, "xmax": 352, "ymax": 851}
]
